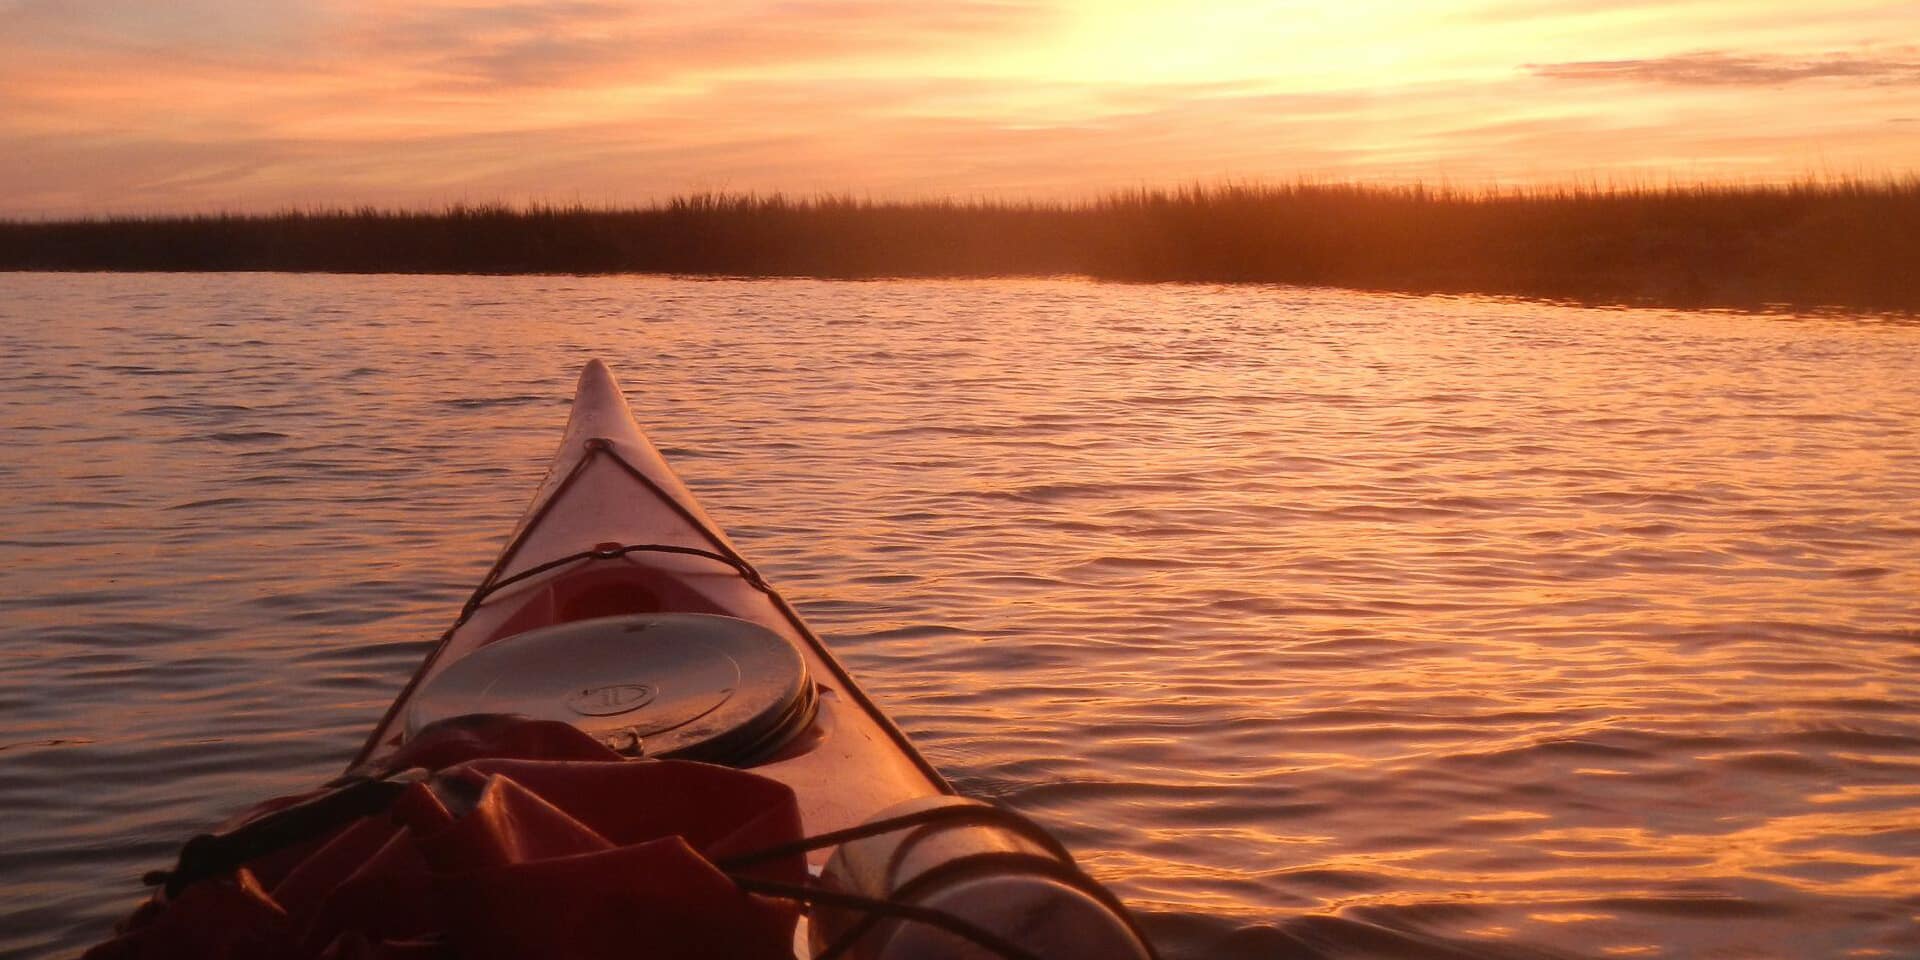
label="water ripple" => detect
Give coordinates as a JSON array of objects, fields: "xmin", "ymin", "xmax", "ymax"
[{"xmin": 0, "ymin": 274, "xmax": 1916, "ymax": 960}]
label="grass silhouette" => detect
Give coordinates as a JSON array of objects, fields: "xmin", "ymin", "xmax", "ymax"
[{"xmin": 3, "ymin": 179, "xmax": 1915, "ymax": 310}]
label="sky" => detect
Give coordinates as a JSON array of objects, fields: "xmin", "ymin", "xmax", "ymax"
[{"xmin": 1, "ymin": 0, "xmax": 1916, "ymax": 215}]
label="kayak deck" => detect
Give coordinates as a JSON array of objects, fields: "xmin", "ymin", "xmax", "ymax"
[{"xmin": 352, "ymin": 359, "xmax": 948, "ymax": 853}]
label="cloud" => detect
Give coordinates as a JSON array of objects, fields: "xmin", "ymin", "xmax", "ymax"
[
  {"xmin": 0, "ymin": 1, "xmax": 1056, "ymax": 95},
  {"xmin": 1529, "ymin": 50, "xmax": 1920, "ymax": 86},
  {"xmin": 357, "ymin": 1, "xmax": 1055, "ymax": 89}
]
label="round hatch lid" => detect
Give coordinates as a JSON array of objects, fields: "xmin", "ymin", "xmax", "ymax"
[{"xmin": 405, "ymin": 613, "xmax": 814, "ymax": 764}]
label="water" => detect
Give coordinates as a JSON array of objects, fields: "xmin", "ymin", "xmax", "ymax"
[{"xmin": 1, "ymin": 272, "xmax": 1916, "ymax": 960}]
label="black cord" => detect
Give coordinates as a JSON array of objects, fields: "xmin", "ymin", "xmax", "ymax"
[
  {"xmin": 721, "ymin": 801, "xmax": 1159, "ymax": 960},
  {"xmin": 731, "ymin": 876, "xmax": 1048, "ymax": 960},
  {"xmin": 717, "ymin": 801, "xmax": 1071, "ymax": 870},
  {"xmin": 468, "ymin": 541, "xmax": 765, "ymax": 610}
]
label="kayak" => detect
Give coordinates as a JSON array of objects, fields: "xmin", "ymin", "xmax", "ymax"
[
  {"xmin": 107, "ymin": 359, "xmax": 1154, "ymax": 960},
  {"xmin": 349, "ymin": 358, "xmax": 953, "ymax": 825}
]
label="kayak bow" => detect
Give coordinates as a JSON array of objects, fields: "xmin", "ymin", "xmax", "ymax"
[
  {"xmin": 343, "ymin": 359, "xmax": 1155, "ymax": 960},
  {"xmin": 351, "ymin": 358, "xmax": 948, "ymax": 825}
]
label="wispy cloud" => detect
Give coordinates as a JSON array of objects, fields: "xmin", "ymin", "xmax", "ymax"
[
  {"xmin": 350, "ymin": 1, "xmax": 1056, "ymax": 89},
  {"xmin": 1529, "ymin": 50, "xmax": 1920, "ymax": 86}
]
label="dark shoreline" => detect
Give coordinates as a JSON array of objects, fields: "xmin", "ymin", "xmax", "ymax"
[{"xmin": 4, "ymin": 181, "xmax": 1916, "ymax": 312}]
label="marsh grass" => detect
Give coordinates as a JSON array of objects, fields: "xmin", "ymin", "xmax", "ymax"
[{"xmin": 3, "ymin": 179, "xmax": 1916, "ymax": 310}]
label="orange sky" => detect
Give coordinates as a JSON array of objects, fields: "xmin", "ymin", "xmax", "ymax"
[{"xmin": 2, "ymin": 0, "xmax": 1916, "ymax": 216}]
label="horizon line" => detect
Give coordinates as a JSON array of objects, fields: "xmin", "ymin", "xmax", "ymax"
[{"xmin": 8, "ymin": 172, "xmax": 1919, "ymax": 224}]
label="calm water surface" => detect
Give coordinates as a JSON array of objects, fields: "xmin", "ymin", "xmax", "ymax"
[{"xmin": 1, "ymin": 273, "xmax": 1916, "ymax": 960}]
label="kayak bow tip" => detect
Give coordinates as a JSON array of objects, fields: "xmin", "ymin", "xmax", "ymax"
[
  {"xmin": 568, "ymin": 358, "xmax": 637, "ymax": 429},
  {"xmin": 578, "ymin": 357, "xmax": 620, "ymax": 395}
]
